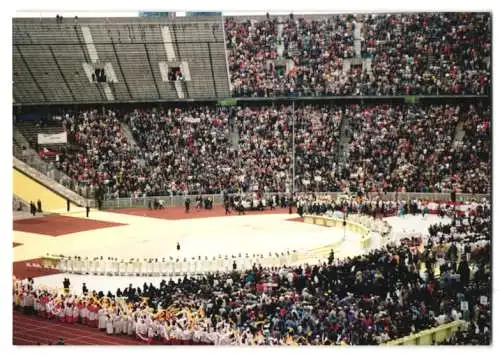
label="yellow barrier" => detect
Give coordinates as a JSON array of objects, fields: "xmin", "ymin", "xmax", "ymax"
[
  {"xmin": 304, "ymin": 215, "xmax": 372, "ymax": 249},
  {"xmin": 13, "ymin": 168, "xmax": 67, "ymax": 211},
  {"xmin": 385, "ymin": 320, "xmax": 467, "ymax": 345}
]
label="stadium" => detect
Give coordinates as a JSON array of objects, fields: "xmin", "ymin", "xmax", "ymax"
[{"xmin": 12, "ymin": 11, "xmax": 491, "ymax": 346}]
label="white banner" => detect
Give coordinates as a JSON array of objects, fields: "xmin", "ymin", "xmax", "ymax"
[
  {"xmin": 184, "ymin": 117, "xmax": 201, "ymax": 123},
  {"xmin": 37, "ymin": 132, "xmax": 67, "ymax": 145}
]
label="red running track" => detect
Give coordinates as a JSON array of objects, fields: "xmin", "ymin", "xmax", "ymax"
[{"xmin": 13, "ymin": 310, "xmax": 147, "ymax": 345}]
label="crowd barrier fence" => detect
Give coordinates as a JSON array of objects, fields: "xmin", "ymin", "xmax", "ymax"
[{"xmin": 100, "ymin": 192, "xmax": 488, "ymax": 210}]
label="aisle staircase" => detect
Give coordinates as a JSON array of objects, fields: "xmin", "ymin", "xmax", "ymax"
[
  {"xmin": 354, "ymin": 22, "xmax": 362, "ymax": 57},
  {"xmin": 337, "ymin": 109, "xmax": 352, "ymax": 169},
  {"xmin": 453, "ymin": 120, "xmax": 466, "ymax": 148},
  {"xmin": 119, "ymin": 121, "xmax": 139, "ymax": 148}
]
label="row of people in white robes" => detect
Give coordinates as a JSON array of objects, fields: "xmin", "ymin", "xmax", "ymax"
[
  {"xmin": 26, "ymin": 289, "xmax": 288, "ymax": 346},
  {"xmin": 56, "ymin": 252, "xmax": 301, "ymax": 276},
  {"xmin": 98, "ymin": 310, "xmax": 136, "ymax": 336}
]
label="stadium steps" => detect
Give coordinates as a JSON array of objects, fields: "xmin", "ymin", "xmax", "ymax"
[
  {"xmin": 17, "ymin": 45, "xmax": 74, "ymax": 103},
  {"xmin": 175, "ymin": 21, "xmax": 229, "ymax": 98},
  {"xmin": 119, "ymin": 121, "xmax": 139, "ymax": 148},
  {"xmin": 277, "ymin": 23, "xmax": 284, "ymax": 57},
  {"xmin": 13, "ymin": 17, "xmax": 230, "ymax": 103},
  {"xmin": 114, "ymin": 42, "xmax": 160, "ymax": 100},
  {"xmin": 143, "ymin": 42, "xmax": 181, "ymax": 100},
  {"xmin": 13, "ymin": 48, "xmax": 46, "ymax": 103},
  {"xmin": 363, "ymin": 57, "xmax": 373, "ymax": 77},
  {"xmin": 15, "ymin": 120, "xmax": 64, "ymax": 147},
  {"xmin": 51, "ymin": 44, "xmax": 104, "ymax": 103},
  {"xmin": 337, "ymin": 109, "xmax": 351, "ymax": 166},
  {"xmin": 343, "ymin": 59, "xmax": 351, "ymax": 73},
  {"xmin": 13, "ymin": 22, "xmax": 83, "ymax": 103},
  {"xmin": 453, "ymin": 120, "xmax": 466, "ymax": 148},
  {"xmin": 354, "ymin": 22, "xmax": 362, "ymax": 57}
]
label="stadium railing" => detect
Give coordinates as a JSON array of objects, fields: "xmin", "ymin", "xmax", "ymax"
[{"xmin": 100, "ymin": 192, "xmax": 488, "ymax": 210}]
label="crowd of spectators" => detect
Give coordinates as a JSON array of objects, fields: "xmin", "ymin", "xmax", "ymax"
[
  {"xmin": 345, "ymin": 104, "xmax": 490, "ymax": 194},
  {"xmin": 361, "ymin": 13, "xmax": 491, "ymax": 96},
  {"xmin": 58, "ymin": 109, "xmax": 144, "ymax": 198},
  {"xmin": 225, "ymin": 13, "xmax": 490, "ymax": 97},
  {"xmin": 50, "ymin": 103, "xmax": 490, "ymax": 198},
  {"xmin": 14, "ymin": 200, "xmax": 491, "ymax": 345},
  {"xmin": 226, "ymin": 14, "xmax": 358, "ymax": 97}
]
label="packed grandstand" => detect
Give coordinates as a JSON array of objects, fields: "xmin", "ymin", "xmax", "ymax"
[{"xmin": 12, "ymin": 11, "xmax": 491, "ymax": 346}]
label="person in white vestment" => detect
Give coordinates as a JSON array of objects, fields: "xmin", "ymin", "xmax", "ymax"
[
  {"xmin": 202, "ymin": 257, "xmax": 209, "ymax": 274},
  {"xmin": 114, "ymin": 314, "xmax": 123, "ymax": 334},
  {"xmin": 92, "ymin": 258, "xmax": 98, "ymax": 275},
  {"xmin": 111, "ymin": 259, "xmax": 117, "ymax": 276},
  {"xmin": 64, "ymin": 303, "xmax": 72, "ymax": 323},
  {"xmin": 279, "ymin": 252, "xmax": 286, "ymax": 266},
  {"xmin": 151, "ymin": 259, "xmax": 157, "ymax": 276},
  {"xmin": 88, "ymin": 304, "xmax": 98, "ymax": 326},
  {"xmin": 75, "ymin": 257, "xmax": 83, "ymax": 274},
  {"xmin": 141, "ymin": 259, "xmax": 147, "ymax": 276},
  {"xmin": 153, "ymin": 320, "xmax": 163, "ymax": 339},
  {"xmin": 139, "ymin": 259, "xmax": 145, "ymax": 276},
  {"xmin": 145, "ymin": 324, "xmax": 154, "ymax": 343},
  {"xmin": 136, "ymin": 319, "xmax": 149, "ymax": 342},
  {"xmin": 106, "ymin": 258, "xmax": 113, "ymax": 276},
  {"xmin": 181, "ymin": 328, "xmax": 191, "ymax": 345},
  {"xmin": 223, "ymin": 255, "xmax": 229, "ymax": 272},
  {"xmin": 193, "ymin": 257, "xmax": 199, "ymax": 275},
  {"xmin": 38, "ymin": 297, "xmax": 46, "ymax": 317},
  {"xmin": 82, "ymin": 258, "xmax": 88, "ymax": 275},
  {"xmin": 243, "ymin": 254, "xmax": 250, "ymax": 270},
  {"xmin": 56, "ymin": 303, "xmax": 65, "ymax": 321},
  {"xmin": 148, "ymin": 259, "xmax": 154, "ymax": 276},
  {"xmin": 129, "ymin": 259, "xmax": 136, "ymax": 276},
  {"xmin": 32, "ymin": 296, "xmax": 39, "ymax": 314},
  {"xmin": 78, "ymin": 257, "xmax": 84, "ymax": 274},
  {"xmin": 122, "ymin": 314, "xmax": 129, "ymax": 335},
  {"xmin": 98, "ymin": 257, "xmax": 105, "ymax": 275},
  {"xmin": 74, "ymin": 257, "xmax": 81, "ymax": 273},
  {"xmin": 161, "ymin": 258, "xmax": 167, "ymax": 275},
  {"xmin": 126, "ymin": 260, "xmax": 133, "ymax": 276},
  {"xmin": 58, "ymin": 258, "xmax": 66, "ymax": 273},
  {"xmin": 112, "ymin": 258, "xmax": 118, "ymax": 276},
  {"xmin": 192, "ymin": 329, "xmax": 201, "ymax": 344},
  {"xmin": 119, "ymin": 259, "xmax": 125, "ymax": 276},
  {"xmin": 72, "ymin": 258, "xmax": 79, "ymax": 274},
  {"xmin": 98, "ymin": 307, "xmax": 107, "ymax": 330},
  {"xmin": 106, "ymin": 315, "xmax": 114, "ymax": 335},
  {"xmin": 72, "ymin": 304, "xmax": 79, "ymax": 323},
  {"xmin": 67, "ymin": 258, "xmax": 74, "ymax": 274},
  {"xmin": 80, "ymin": 303, "xmax": 89, "ymax": 324},
  {"xmin": 128, "ymin": 316, "xmax": 136, "ymax": 336}
]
